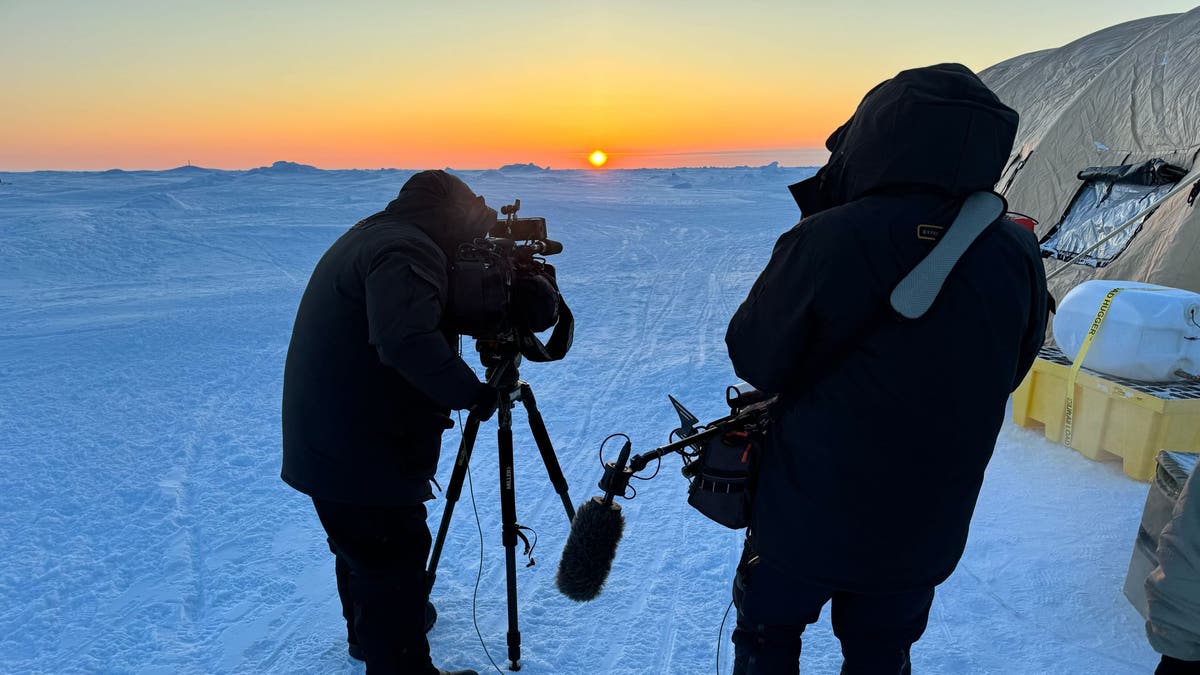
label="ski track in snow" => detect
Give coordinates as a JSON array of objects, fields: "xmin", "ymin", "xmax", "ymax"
[{"xmin": 0, "ymin": 166, "xmax": 1160, "ymax": 674}]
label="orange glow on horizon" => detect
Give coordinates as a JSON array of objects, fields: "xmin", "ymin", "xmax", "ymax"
[
  {"xmin": 4, "ymin": 2, "xmax": 1192, "ymax": 171},
  {"xmin": 588, "ymin": 150, "xmax": 608, "ymax": 167},
  {"xmin": 0, "ymin": 3, "xmax": 887, "ymax": 170}
]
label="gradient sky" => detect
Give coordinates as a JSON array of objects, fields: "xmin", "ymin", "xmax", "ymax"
[{"xmin": 1, "ymin": 1, "xmax": 1196, "ymax": 170}]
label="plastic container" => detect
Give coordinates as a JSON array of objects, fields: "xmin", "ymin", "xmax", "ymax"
[
  {"xmin": 1011, "ymin": 348, "xmax": 1200, "ymax": 480},
  {"xmin": 1053, "ymin": 280, "xmax": 1200, "ymax": 382}
]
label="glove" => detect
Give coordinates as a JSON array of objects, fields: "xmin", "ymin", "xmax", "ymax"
[{"xmin": 470, "ymin": 384, "xmax": 501, "ymax": 422}]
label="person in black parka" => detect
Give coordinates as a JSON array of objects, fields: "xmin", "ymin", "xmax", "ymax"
[
  {"xmin": 282, "ymin": 170, "xmax": 494, "ymax": 675},
  {"xmin": 725, "ymin": 64, "xmax": 1048, "ymax": 674}
]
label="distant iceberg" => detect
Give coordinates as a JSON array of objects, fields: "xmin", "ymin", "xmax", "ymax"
[
  {"xmin": 162, "ymin": 164, "xmax": 214, "ymax": 174},
  {"xmin": 248, "ymin": 160, "xmax": 323, "ymax": 175},
  {"xmin": 498, "ymin": 163, "xmax": 548, "ymax": 173}
]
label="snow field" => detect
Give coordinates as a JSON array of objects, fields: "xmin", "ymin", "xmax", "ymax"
[{"xmin": 0, "ymin": 165, "xmax": 1158, "ymax": 673}]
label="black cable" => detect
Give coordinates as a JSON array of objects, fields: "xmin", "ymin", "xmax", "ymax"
[
  {"xmin": 597, "ymin": 433, "xmax": 630, "ymax": 467},
  {"xmin": 463, "ymin": 458, "xmax": 501, "ymax": 667},
  {"xmin": 459, "ymin": 410, "xmax": 504, "ymax": 675},
  {"xmin": 515, "ymin": 525, "xmax": 538, "ymax": 567},
  {"xmin": 631, "ymin": 454, "xmax": 662, "ymax": 481},
  {"xmin": 716, "ymin": 598, "xmax": 735, "ymax": 675},
  {"xmin": 598, "ymin": 432, "xmax": 660, "ymax": 499}
]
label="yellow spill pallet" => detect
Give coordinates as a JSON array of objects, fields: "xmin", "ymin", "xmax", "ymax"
[{"xmin": 1012, "ymin": 347, "xmax": 1200, "ymax": 481}]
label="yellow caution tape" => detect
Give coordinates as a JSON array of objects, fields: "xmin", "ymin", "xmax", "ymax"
[{"xmin": 1062, "ymin": 286, "xmax": 1169, "ymax": 448}]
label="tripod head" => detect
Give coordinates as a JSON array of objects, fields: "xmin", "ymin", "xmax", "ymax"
[{"xmin": 476, "ymin": 338, "xmax": 523, "ymax": 392}]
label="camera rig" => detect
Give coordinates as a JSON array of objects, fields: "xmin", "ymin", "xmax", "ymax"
[
  {"xmin": 490, "ymin": 199, "xmax": 557, "ymax": 248},
  {"xmin": 429, "ymin": 201, "xmax": 579, "ymax": 671},
  {"xmin": 449, "ymin": 199, "xmax": 573, "ymax": 364}
]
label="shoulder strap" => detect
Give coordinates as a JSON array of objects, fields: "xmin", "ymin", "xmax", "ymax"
[
  {"xmin": 517, "ymin": 263, "xmax": 575, "ymax": 362},
  {"xmin": 890, "ymin": 191, "xmax": 1006, "ymax": 319},
  {"xmin": 518, "ymin": 295, "xmax": 574, "ymax": 362}
]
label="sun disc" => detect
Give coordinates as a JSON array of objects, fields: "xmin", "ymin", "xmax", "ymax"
[{"xmin": 589, "ymin": 150, "xmax": 608, "ymax": 167}]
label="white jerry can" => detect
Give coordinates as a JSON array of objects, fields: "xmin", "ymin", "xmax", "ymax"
[{"xmin": 1053, "ymin": 280, "xmax": 1200, "ymax": 382}]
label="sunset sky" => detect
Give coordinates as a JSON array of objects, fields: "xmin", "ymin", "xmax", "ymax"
[{"xmin": 2, "ymin": 1, "xmax": 1196, "ymax": 170}]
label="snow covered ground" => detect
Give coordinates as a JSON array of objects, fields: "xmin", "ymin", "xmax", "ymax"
[{"xmin": 0, "ymin": 164, "xmax": 1160, "ymax": 674}]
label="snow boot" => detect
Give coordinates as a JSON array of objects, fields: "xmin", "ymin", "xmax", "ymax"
[{"xmin": 347, "ymin": 601, "xmax": 435, "ymax": 661}]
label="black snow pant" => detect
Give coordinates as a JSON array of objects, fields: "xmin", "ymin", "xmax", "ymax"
[
  {"xmin": 313, "ymin": 497, "xmax": 437, "ymax": 675},
  {"xmin": 1157, "ymin": 655, "xmax": 1200, "ymax": 674},
  {"xmin": 732, "ymin": 546, "xmax": 935, "ymax": 675}
]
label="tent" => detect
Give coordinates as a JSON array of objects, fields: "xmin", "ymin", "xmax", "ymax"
[{"xmin": 980, "ymin": 9, "xmax": 1200, "ymax": 300}]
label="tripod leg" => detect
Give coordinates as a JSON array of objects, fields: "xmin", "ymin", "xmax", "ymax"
[
  {"xmin": 426, "ymin": 413, "xmax": 482, "ymax": 592},
  {"xmin": 519, "ymin": 384, "xmax": 576, "ymax": 522},
  {"xmin": 496, "ymin": 403, "xmax": 524, "ymax": 671}
]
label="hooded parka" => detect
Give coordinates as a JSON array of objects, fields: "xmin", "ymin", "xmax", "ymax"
[
  {"xmin": 726, "ymin": 64, "xmax": 1049, "ymax": 592},
  {"xmin": 282, "ymin": 170, "xmax": 494, "ymax": 506}
]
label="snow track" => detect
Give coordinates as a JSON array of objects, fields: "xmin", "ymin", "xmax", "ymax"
[{"xmin": 0, "ymin": 166, "xmax": 1160, "ymax": 673}]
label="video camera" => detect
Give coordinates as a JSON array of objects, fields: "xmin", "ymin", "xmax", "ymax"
[{"xmin": 447, "ymin": 199, "xmax": 574, "ymax": 363}]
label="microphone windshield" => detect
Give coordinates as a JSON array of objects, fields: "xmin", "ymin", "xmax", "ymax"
[{"xmin": 555, "ymin": 497, "xmax": 624, "ymax": 602}]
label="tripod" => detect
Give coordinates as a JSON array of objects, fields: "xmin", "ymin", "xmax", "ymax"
[{"xmin": 426, "ymin": 347, "xmax": 576, "ymax": 671}]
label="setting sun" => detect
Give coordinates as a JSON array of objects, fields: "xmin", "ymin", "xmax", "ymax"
[{"xmin": 588, "ymin": 150, "xmax": 608, "ymax": 168}]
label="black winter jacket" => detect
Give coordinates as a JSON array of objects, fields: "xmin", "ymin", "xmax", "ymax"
[
  {"xmin": 726, "ymin": 64, "xmax": 1048, "ymax": 592},
  {"xmin": 282, "ymin": 171, "xmax": 494, "ymax": 506}
]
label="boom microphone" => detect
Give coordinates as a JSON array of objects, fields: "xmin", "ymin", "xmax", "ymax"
[
  {"xmin": 556, "ymin": 389, "xmax": 777, "ymax": 602},
  {"xmin": 555, "ymin": 440, "xmax": 631, "ymax": 601},
  {"xmin": 555, "ymin": 497, "xmax": 624, "ymax": 601}
]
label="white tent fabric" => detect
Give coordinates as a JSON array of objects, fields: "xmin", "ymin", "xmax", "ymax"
[{"xmin": 980, "ymin": 10, "xmax": 1200, "ymax": 299}]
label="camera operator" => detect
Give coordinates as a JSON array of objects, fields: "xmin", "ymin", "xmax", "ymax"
[
  {"xmin": 281, "ymin": 170, "xmax": 496, "ymax": 675},
  {"xmin": 724, "ymin": 64, "xmax": 1048, "ymax": 674}
]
